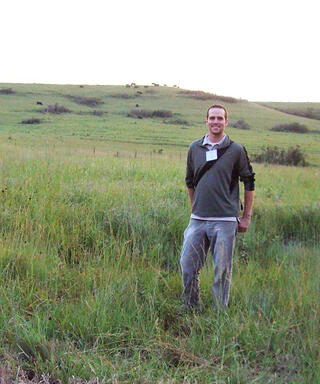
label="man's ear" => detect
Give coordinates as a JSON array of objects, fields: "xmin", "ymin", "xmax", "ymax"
[{"xmin": 225, "ymin": 119, "xmax": 228, "ymax": 127}]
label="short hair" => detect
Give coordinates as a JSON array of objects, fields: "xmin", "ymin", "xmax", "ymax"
[{"xmin": 206, "ymin": 104, "xmax": 228, "ymax": 120}]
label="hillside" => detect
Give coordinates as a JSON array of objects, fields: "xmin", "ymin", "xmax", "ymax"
[
  {"xmin": 0, "ymin": 83, "xmax": 319, "ymax": 382},
  {"xmin": 258, "ymin": 101, "xmax": 320, "ymax": 121},
  {"xmin": 1, "ymin": 83, "xmax": 320, "ymax": 165}
]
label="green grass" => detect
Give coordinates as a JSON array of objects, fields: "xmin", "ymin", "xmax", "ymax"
[
  {"xmin": 0, "ymin": 83, "xmax": 319, "ymax": 382},
  {"xmin": 259, "ymin": 101, "xmax": 320, "ymax": 121},
  {"xmin": 1, "ymin": 83, "xmax": 320, "ymax": 164}
]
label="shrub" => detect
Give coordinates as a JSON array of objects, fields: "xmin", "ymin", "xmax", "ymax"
[
  {"xmin": 178, "ymin": 90, "xmax": 238, "ymax": 103},
  {"xmin": 145, "ymin": 89, "xmax": 155, "ymax": 94},
  {"xmin": 271, "ymin": 122, "xmax": 309, "ymax": 133},
  {"xmin": 252, "ymin": 146, "xmax": 308, "ymax": 166},
  {"xmin": 109, "ymin": 93, "xmax": 135, "ymax": 99},
  {"xmin": 170, "ymin": 119, "xmax": 189, "ymax": 126},
  {"xmin": 44, "ymin": 103, "xmax": 71, "ymax": 114},
  {"xmin": 21, "ymin": 118, "xmax": 41, "ymax": 124},
  {"xmin": 71, "ymin": 96, "xmax": 103, "ymax": 107},
  {"xmin": 129, "ymin": 109, "xmax": 153, "ymax": 118},
  {"xmin": 0, "ymin": 88, "xmax": 15, "ymax": 94},
  {"xmin": 152, "ymin": 110, "xmax": 173, "ymax": 118},
  {"xmin": 230, "ymin": 120, "xmax": 250, "ymax": 130},
  {"xmin": 77, "ymin": 110, "xmax": 106, "ymax": 116},
  {"xmin": 162, "ymin": 118, "xmax": 189, "ymax": 126},
  {"xmin": 91, "ymin": 110, "xmax": 104, "ymax": 116},
  {"xmin": 128, "ymin": 109, "xmax": 173, "ymax": 118}
]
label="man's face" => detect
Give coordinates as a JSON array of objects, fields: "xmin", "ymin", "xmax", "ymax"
[{"xmin": 206, "ymin": 107, "xmax": 228, "ymax": 138}]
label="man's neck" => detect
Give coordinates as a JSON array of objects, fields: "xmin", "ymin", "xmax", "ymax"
[{"xmin": 208, "ymin": 133, "xmax": 226, "ymax": 144}]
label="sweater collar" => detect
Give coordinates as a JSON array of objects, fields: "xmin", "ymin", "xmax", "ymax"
[
  {"xmin": 202, "ymin": 134, "xmax": 226, "ymax": 147},
  {"xmin": 199, "ymin": 134, "xmax": 231, "ymax": 149}
]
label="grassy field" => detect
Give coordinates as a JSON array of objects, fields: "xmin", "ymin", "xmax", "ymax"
[
  {"xmin": 0, "ymin": 84, "xmax": 319, "ymax": 383},
  {"xmin": 258, "ymin": 102, "xmax": 320, "ymax": 122},
  {"xmin": 1, "ymin": 83, "xmax": 320, "ymax": 163}
]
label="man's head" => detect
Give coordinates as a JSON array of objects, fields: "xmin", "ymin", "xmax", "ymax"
[
  {"xmin": 206, "ymin": 104, "xmax": 228, "ymax": 141},
  {"xmin": 206, "ymin": 104, "xmax": 228, "ymax": 120}
]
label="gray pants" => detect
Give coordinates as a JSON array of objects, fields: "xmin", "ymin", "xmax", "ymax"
[{"xmin": 180, "ymin": 219, "xmax": 238, "ymax": 309}]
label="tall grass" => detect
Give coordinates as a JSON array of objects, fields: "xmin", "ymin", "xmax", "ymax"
[{"xmin": 0, "ymin": 143, "xmax": 319, "ymax": 382}]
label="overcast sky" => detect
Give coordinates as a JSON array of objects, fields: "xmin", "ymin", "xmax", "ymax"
[{"xmin": 1, "ymin": 0, "xmax": 319, "ymax": 102}]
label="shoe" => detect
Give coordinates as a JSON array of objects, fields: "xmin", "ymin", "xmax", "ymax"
[{"xmin": 180, "ymin": 302, "xmax": 202, "ymax": 314}]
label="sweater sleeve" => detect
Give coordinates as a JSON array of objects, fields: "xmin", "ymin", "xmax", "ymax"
[
  {"xmin": 239, "ymin": 146, "xmax": 255, "ymax": 191},
  {"xmin": 185, "ymin": 146, "xmax": 195, "ymax": 189}
]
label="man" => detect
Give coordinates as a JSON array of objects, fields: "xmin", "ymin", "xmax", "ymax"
[{"xmin": 180, "ymin": 104, "xmax": 255, "ymax": 311}]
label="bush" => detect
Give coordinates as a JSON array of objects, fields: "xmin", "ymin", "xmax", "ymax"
[
  {"xmin": 91, "ymin": 110, "xmax": 104, "ymax": 116},
  {"xmin": 152, "ymin": 110, "xmax": 173, "ymax": 118},
  {"xmin": 70, "ymin": 96, "xmax": 103, "ymax": 107},
  {"xmin": 271, "ymin": 122, "xmax": 309, "ymax": 133},
  {"xmin": 252, "ymin": 146, "xmax": 308, "ymax": 166},
  {"xmin": 128, "ymin": 109, "xmax": 173, "ymax": 118},
  {"xmin": 230, "ymin": 120, "xmax": 250, "ymax": 130},
  {"xmin": 21, "ymin": 118, "xmax": 41, "ymax": 124},
  {"xmin": 0, "ymin": 88, "xmax": 15, "ymax": 94},
  {"xmin": 129, "ymin": 109, "xmax": 153, "ymax": 118},
  {"xmin": 110, "ymin": 93, "xmax": 135, "ymax": 99},
  {"xmin": 169, "ymin": 119, "xmax": 189, "ymax": 126},
  {"xmin": 44, "ymin": 103, "xmax": 71, "ymax": 114},
  {"xmin": 77, "ymin": 110, "xmax": 106, "ymax": 116},
  {"xmin": 178, "ymin": 90, "xmax": 238, "ymax": 103}
]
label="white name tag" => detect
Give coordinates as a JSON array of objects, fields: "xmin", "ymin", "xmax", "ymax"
[{"xmin": 206, "ymin": 149, "xmax": 218, "ymax": 161}]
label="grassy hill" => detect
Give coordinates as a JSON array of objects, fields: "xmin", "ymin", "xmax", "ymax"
[
  {"xmin": 258, "ymin": 101, "xmax": 320, "ymax": 122},
  {"xmin": 0, "ymin": 83, "xmax": 319, "ymax": 383},
  {"xmin": 1, "ymin": 83, "xmax": 320, "ymax": 164}
]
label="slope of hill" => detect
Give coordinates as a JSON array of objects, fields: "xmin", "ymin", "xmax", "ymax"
[
  {"xmin": 258, "ymin": 101, "xmax": 320, "ymax": 121},
  {"xmin": 1, "ymin": 83, "xmax": 320, "ymax": 165}
]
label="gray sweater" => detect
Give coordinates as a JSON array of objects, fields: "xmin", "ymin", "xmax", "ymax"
[{"xmin": 185, "ymin": 135, "xmax": 255, "ymax": 217}]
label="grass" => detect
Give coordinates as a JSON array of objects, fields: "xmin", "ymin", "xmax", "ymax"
[
  {"xmin": 0, "ymin": 83, "xmax": 319, "ymax": 382},
  {"xmin": 1, "ymin": 83, "xmax": 320, "ymax": 163},
  {"xmin": 259, "ymin": 101, "xmax": 320, "ymax": 121}
]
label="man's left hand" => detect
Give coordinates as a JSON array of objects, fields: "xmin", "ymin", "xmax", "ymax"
[{"xmin": 238, "ymin": 216, "xmax": 251, "ymax": 233}]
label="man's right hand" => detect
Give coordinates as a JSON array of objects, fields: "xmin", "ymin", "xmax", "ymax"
[{"xmin": 238, "ymin": 216, "xmax": 251, "ymax": 233}]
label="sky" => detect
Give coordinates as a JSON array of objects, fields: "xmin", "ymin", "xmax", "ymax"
[{"xmin": 1, "ymin": 0, "xmax": 319, "ymax": 102}]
